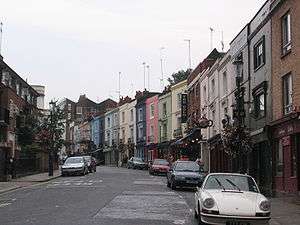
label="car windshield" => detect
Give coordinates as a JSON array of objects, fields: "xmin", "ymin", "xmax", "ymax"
[
  {"xmin": 174, "ymin": 162, "xmax": 200, "ymax": 172},
  {"xmin": 65, "ymin": 157, "xmax": 83, "ymax": 164},
  {"xmin": 204, "ymin": 174, "xmax": 259, "ymax": 193},
  {"xmin": 133, "ymin": 158, "xmax": 143, "ymax": 162},
  {"xmin": 83, "ymin": 156, "xmax": 91, "ymax": 162},
  {"xmin": 153, "ymin": 159, "xmax": 169, "ymax": 165}
]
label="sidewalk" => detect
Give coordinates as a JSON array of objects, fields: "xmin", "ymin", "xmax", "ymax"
[
  {"xmin": 270, "ymin": 197, "xmax": 300, "ymax": 225},
  {"xmin": 0, "ymin": 170, "xmax": 61, "ymax": 194}
]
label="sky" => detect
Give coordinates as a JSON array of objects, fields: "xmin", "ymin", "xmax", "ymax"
[{"xmin": 0, "ymin": 0, "xmax": 266, "ymax": 106}]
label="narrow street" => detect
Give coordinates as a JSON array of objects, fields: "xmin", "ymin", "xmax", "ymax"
[
  {"xmin": 1, "ymin": 166, "xmax": 300, "ymax": 225},
  {"xmin": 0, "ymin": 167, "xmax": 197, "ymax": 225}
]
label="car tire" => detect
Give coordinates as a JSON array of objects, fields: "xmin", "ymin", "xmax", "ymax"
[
  {"xmin": 167, "ymin": 180, "xmax": 171, "ymax": 188},
  {"xmin": 171, "ymin": 180, "xmax": 176, "ymax": 190}
]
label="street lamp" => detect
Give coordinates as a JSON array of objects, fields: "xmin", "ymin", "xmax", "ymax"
[
  {"xmin": 48, "ymin": 100, "xmax": 56, "ymax": 176},
  {"xmin": 142, "ymin": 62, "xmax": 146, "ymax": 90},
  {"xmin": 184, "ymin": 39, "xmax": 191, "ymax": 69}
]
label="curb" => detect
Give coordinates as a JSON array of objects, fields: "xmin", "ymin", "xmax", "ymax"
[
  {"xmin": 0, "ymin": 186, "xmax": 22, "ymax": 195},
  {"xmin": 0, "ymin": 175, "xmax": 61, "ymax": 195}
]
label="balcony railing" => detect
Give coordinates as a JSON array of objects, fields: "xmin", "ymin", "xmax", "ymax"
[{"xmin": 173, "ymin": 128, "xmax": 183, "ymax": 139}]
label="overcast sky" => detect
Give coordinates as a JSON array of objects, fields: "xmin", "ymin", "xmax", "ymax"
[{"xmin": 0, "ymin": 0, "xmax": 266, "ymax": 106}]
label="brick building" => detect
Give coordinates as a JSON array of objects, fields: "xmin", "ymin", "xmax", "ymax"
[
  {"xmin": 0, "ymin": 57, "xmax": 40, "ymax": 181},
  {"xmin": 270, "ymin": 0, "xmax": 300, "ymax": 195}
]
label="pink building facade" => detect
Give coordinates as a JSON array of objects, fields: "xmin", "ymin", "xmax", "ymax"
[{"xmin": 145, "ymin": 95, "xmax": 159, "ymax": 161}]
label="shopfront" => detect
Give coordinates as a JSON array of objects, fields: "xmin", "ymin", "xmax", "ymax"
[{"xmin": 272, "ymin": 113, "xmax": 300, "ymax": 195}]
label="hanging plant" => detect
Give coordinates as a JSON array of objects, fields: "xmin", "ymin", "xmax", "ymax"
[{"xmin": 221, "ymin": 125, "xmax": 252, "ymax": 158}]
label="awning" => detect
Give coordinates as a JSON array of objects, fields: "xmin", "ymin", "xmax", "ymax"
[{"xmin": 171, "ymin": 128, "xmax": 201, "ymax": 147}]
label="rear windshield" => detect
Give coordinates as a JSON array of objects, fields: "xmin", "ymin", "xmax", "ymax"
[
  {"xmin": 65, "ymin": 157, "xmax": 83, "ymax": 164},
  {"xmin": 174, "ymin": 162, "xmax": 200, "ymax": 172},
  {"xmin": 153, "ymin": 159, "xmax": 169, "ymax": 165}
]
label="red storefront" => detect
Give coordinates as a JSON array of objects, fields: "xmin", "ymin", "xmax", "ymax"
[{"xmin": 271, "ymin": 112, "xmax": 300, "ymax": 195}]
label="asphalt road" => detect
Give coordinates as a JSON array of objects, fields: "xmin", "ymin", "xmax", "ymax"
[{"xmin": 0, "ymin": 166, "xmax": 198, "ymax": 225}]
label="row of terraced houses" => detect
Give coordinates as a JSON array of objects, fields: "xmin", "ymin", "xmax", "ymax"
[{"xmin": 59, "ymin": 0, "xmax": 300, "ymax": 197}]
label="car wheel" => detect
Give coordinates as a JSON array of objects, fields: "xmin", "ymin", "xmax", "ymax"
[
  {"xmin": 171, "ymin": 180, "xmax": 176, "ymax": 190},
  {"xmin": 167, "ymin": 179, "xmax": 171, "ymax": 187}
]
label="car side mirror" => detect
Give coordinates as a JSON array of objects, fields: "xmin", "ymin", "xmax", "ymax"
[{"xmin": 196, "ymin": 186, "xmax": 202, "ymax": 192}]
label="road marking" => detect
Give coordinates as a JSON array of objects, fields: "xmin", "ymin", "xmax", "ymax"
[
  {"xmin": 94, "ymin": 191, "xmax": 190, "ymax": 224},
  {"xmin": 0, "ymin": 203, "xmax": 11, "ymax": 208},
  {"xmin": 133, "ymin": 180, "xmax": 164, "ymax": 185}
]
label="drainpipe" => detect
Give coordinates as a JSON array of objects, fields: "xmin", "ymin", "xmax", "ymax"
[{"xmin": 247, "ymin": 23, "xmax": 251, "ymax": 174}]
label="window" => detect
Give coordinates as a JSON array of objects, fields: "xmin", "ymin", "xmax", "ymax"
[
  {"xmin": 130, "ymin": 128, "xmax": 134, "ymax": 139},
  {"xmin": 16, "ymin": 83, "xmax": 20, "ymax": 96},
  {"xmin": 163, "ymin": 103, "xmax": 167, "ymax": 116},
  {"xmin": 122, "ymin": 128, "xmax": 125, "ymax": 140},
  {"xmin": 114, "ymin": 113, "xmax": 118, "ymax": 125},
  {"xmin": 138, "ymin": 108, "xmax": 143, "ymax": 121},
  {"xmin": 107, "ymin": 117, "xmax": 111, "ymax": 127},
  {"xmin": 162, "ymin": 123, "xmax": 167, "ymax": 138},
  {"xmin": 122, "ymin": 111, "xmax": 125, "ymax": 123},
  {"xmin": 130, "ymin": 109, "xmax": 134, "ymax": 121},
  {"xmin": 254, "ymin": 37, "xmax": 265, "ymax": 70},
  {"xmin": 223, "ymin": 71, "xmax": 228, "ymax": 96},
  {"xmin": 276, "ymin": 139, "xmax": 283, "ymax": 177},
  {"xmin": 282, "ymin": 12, "xmax": 291, "ymax": 55},
  {"xmin": 254, "ymin": 92, "xmax": 265, "ymax": 118},
  {"xmin": 150, "ymin": 103, "xmax": 155, "ymax": 118},
  {"xmin": 138, "ymin": 126, "xmax": 143, "ymax": 139},
  {"xmin": 195, "ymin": 84, "xmax": 200, "ymax": 97},
  {"xmin": 211, "ymin": 79, "xmax": 215, "ymax": 99},
  {"xmin": 203, "ymin": 85, "xmax": 207, "ymax": 100},
  {"xmin": 150, "ymin": 125, "xmax": 154, "ymax": 136},
  {"xmin": 177, "ymin": 93, "xmax": 182, "ymax": 109},
  {"xmin": 68, "ymin": 113, "xmax": 71, "ymax": 120},
  {"xmin": 283, "ymin": 74, "xmax": 293, "ymax": 115},
  {"xmin": 68, "ymin": 104, "xmax": 72, "ymax": 111},
  {"xmin": 177, "ymin": 117, "xmax": 181, "ymax": 129},
  {"xmin": 76, "ymin": 106, "xmax": 82, "ymax": 115}
]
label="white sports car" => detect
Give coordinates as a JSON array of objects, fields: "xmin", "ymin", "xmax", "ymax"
[{"xmin": 194, "ymin": 173, "xmax": 271, "ymax": 225}]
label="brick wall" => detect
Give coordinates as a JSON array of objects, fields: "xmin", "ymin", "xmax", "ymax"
[{"xmin": 271, "ymin": 0, "xmax": 300, "ymax": 121}]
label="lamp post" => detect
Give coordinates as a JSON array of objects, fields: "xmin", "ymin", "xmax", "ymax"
[
  {"xmin": 232, "ymin": 55, "xmax": 247, "ymax": 173},
  {"xmin": 184, "ymin": 39, "xmax": 191, "ymax": 69},
  {"xmin": 142, "ymin": 62, "xmax": 146, "ymax": 90},
  {"xmin": 48, "ymin": 100, "xmax": 55, "ymax": 176},
  {"xmin": 233, "ymin": 56, "xmax": 245, "ymax": 128}
]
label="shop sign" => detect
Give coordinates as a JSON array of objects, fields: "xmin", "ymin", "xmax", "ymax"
[{"xmin": 181, "ymin": 93, "xmax": 188, "ymax": 123}]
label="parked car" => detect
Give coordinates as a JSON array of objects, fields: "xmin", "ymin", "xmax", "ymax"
[
  {"xmin": 194, "ymin": 173, "xmax": 271, "ymax": 225},
  {"xmin": 83, "ymin": 155, "xmax": 97, "ymax": 173},
  {"xmin": 127, "ymin": 157, "xmax": 148, "ymax": 170},
  {"xmin": 61, "ymin": 156, "xmax": 89, "ymax": 176},
  {"xmin": 149, "ymin": 159, "xmax": 170, "ymax": 175},
  {"xmin": 167, "ymin": 161, "xmax": 205, "ymax": 190}
]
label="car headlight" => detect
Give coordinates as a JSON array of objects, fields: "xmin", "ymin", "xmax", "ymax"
[
  {"xmin": 259, "ymin": 200, "xmax": 271, "ymax": 211},
  {"xmin": 203, "ymin": 198, "xmax": 215, "ymax": 209}
]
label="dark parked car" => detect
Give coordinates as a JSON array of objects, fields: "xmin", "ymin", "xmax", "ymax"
[
  {"xmin": 149, "ymin": 159, "xmax": 170, "ymax": 175},
  {"xmin": 167, "ymin": 161, "xmax": 206, "ymax": 190},
  {"xmin": 83, "ymin": 156, "xmax": 97, "ymax": 173},
  {"xmin": 61, "ymin": 156, "xmax": 89, "ymax": 176},
  {"xmin": 127, "ymin": 157, "xmax": 148, "ymax": 170}
]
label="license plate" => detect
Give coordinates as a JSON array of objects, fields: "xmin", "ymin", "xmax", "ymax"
[
  {"xmin": 226, "ymin": 222, "xmax": 250, "ymax": 225},
  {"xmin": 186, "ymin": 180, "xmax": 197, "ymax": 184}
]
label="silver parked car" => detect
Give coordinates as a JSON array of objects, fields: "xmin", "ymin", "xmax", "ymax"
[{"xmin": 61, "ymin": 156, "xmax": 89, "ymax": 176}]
